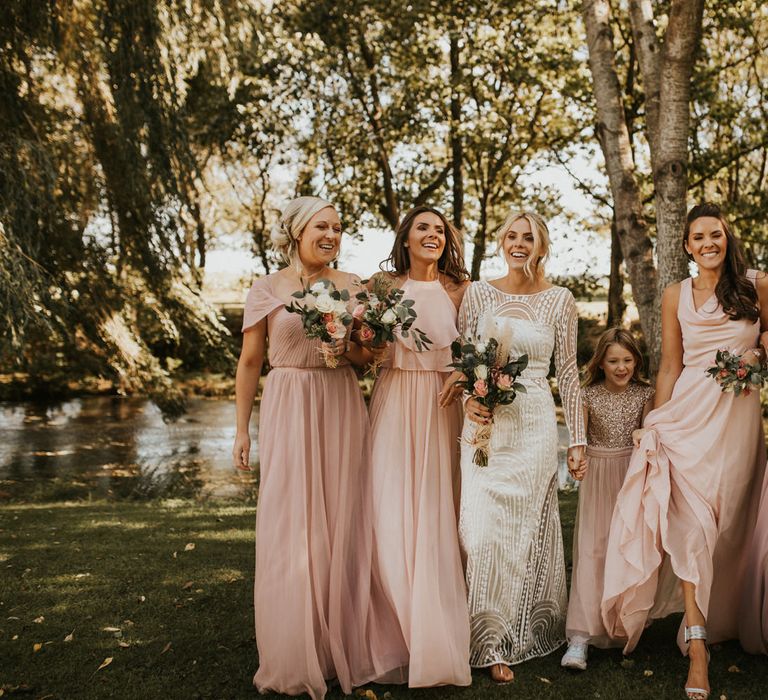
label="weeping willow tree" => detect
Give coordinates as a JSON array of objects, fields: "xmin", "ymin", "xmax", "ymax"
[{"xmin": 0, "ymin": 0, "xmax": 254, "ymax": 414}]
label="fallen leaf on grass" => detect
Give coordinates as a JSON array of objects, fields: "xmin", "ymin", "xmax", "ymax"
[
  {"xmin": 33, "ymin": 616, "xmax": 44, "ymax": 624},
  {"xmin": 643, "ymin": 670, "xmax": 653, "ymax": 677},
  {"xmin": 728, "ymin": 665, "xmax": 741, "ymax": 673},
  {"xmin": 172, "ymin": 551, "xmax": 177, "ymax": 559},
  {"xmin": 182, "ymin": 581, "xmax": 194, "ymax": 590},
  {"xmin": 355, "ymin": 690, "xmax": 377, "ymax": 699},
  {"xmin": 64, "ymin": 630, "xmax": 74, "ymax": 642},
  {"xmin": 33, "ymin": 643, "xmax": 42, "ymax": 652},
  {"xmin": 123, "ymin": 619, "xmax": 135, "ymax": 627},
  {"xmin": 160, "ymin": 642, "xmax": 172, "ymax": 655},
  {"xmin": 95, "ymin": 657, "xmax": 113, "ymax": 673},
  {"xmin": 102, "ymin": 626, "xmax": 121, "ymax": 633},
  {"xmin": 137, "ymin": 596, "xmax": 146, "ymax": 603},
  {"xmin": 12, "ymin": 635, "xmax": 18, "ymax": 640},
  {"xmin": 74, "ymin": 573, "xmax": 90, "ymax": 579},
  {"xmin": 538, "ymin": 677, "xmax": 551, "ymax": 684},
  {"xmin": 184, "ymin": 543, "xmax": 195, "ymax": 551},
  {"xmin": 118, "ymin": 641, "xmax": 130, "ymax": 648}
]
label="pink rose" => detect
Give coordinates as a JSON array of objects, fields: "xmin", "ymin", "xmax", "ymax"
[
  {"xmin": 352, "ymin": 304, "xmax": 366, "ymax": 320},
  {"xmin": 737, "ymin": 367, "xmax": 747, "ymax": 379},
  {"xmin": 359, "ymin": 325, "xmax": 375, "ymax": 343},
  {"xmin": 473, "ymin": 379, "xmax": 488, "ymax": 397},
  {"xmin": 496, "ymin": 374, "xmax": 513, "ymax": 391},
  {"xmin": 326, "ymin": 321, "xmax": 346, "ymax": 339},
  {"xmin": 719, "ymin": 369, "xmax": 729, "ymax": 378}
]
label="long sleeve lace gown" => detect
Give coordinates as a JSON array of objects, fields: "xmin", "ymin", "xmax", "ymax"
[{"xmin": 457, "ymin": 281, "xmax": 586, "ymax": 667}]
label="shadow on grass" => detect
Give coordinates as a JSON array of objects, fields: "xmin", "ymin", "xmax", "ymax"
[{"xmin": 1, "ymin": 495, "xmax": 765, "ymax": 699}]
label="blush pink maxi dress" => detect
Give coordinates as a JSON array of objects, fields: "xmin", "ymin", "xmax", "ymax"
[
  {"xmin": 242, "ymin": 273, "xmax": 407, "ymax": 700},
  {"xmin": 368, "ymin": 277, "xmax": 471, "ymax": 687},
  {"xmin": 601, "ymin": 272, "xmax": 766, "ymax": 653}
]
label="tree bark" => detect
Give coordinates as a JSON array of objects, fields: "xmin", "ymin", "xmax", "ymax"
[
  {"xmin": 582, "ymin": 0, "xmax": 659, "ymax": 357},
  {"xmin": 449, "ymin": 32, "xmax": 464, "ymax": 233},
  {"xmin": 652, "ymin": 0, "xmax": 704, "ymax": 295},
  {"xmin": 607, "ymin": 213, "xmax": 627, "ymax": 328}
]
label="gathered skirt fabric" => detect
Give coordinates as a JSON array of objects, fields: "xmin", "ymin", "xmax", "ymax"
[
  {"xmin": 369, "ymin": 367, "xmax": 471, "ymax": 687},
  {"xmin": 254, "ymin": 366, "xmax": 405, "ymax": 699}
]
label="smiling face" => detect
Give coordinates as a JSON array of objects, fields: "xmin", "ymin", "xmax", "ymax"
[
  {"xmin": 685, "ymin": 216, "xmax": 728, "ymax": 272},
  {"xmin": 501, "ymin": 217, "xmax": 536, "ymax": 272},
  {"xmin": 296, "ymin": 206, "xmax": 341, "ymax": 268},
  {"xmin": 406, "ymin": 212, "xmax": 446, "ymax": 264},
  {"xmin": 600, "ymin": 342, "xmax": 637, "ymax": 391}
]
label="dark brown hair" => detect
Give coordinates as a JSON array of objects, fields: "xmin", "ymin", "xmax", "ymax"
[
  {"xmin": 583, "ymin": 327, "xmax": 648, "ymax": 387},
  {"xmin": 683, "ymin": 203, "xmax": 758, "ymax": 322},
  {"xmin": 380, "ymin": 206, "xmax": 470, "ymax": 283}
]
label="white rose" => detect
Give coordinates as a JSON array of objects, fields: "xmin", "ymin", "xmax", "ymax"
[
  {"xmin": 330, "ymin": 323, "xmax": 347, "ymax": 339},
  {"xmin": 310, "ymin": 282, "xmax": 326, "ymax": 293},
  {"xmin": 475, "ymin": 364, "xmax": 488, "ymax": 380},
  {"xmin": 302, "ymin": 294, "xmax": 316, "ymax": 310},
  {"xmin": 381, "ymin": 309, "xmax": 397, "ymax": 325},
  {"xmin": 315, "ymin": 293, "xmax": 335, "ymax": 313},
  {"xmin": 476, "ymin": 342, "xmax": 487, "ymax": 354},
  {"xmin": 334, "ymin": 299, "xmax": 348, "ymax": 315}
]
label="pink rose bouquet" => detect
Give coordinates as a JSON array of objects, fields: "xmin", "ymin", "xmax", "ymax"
[
  {"xmin": 354, "ymin": 282, "xmax": 432, "ymax": 375},
  {"xmin": 706, "ymin": 348, "xmax": 768, "ymax": 396},
  {"xmin": 285, "ymin": 280, "xmax": 353, "ymax": 367},
  {"xmin": 449, "ymin": 337, "xmax": 528, "ymax": 466}
]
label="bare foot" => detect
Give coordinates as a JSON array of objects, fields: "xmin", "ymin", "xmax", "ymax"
[
  {"xmin": 490, "ymin": 663, "xmax": 513, "ymax": 684},
  {"xmin": 684, "ymin": 640, "xmax": 710, "ymax": 699}
]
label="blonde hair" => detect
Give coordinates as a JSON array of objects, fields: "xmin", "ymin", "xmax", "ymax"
[
  {"xmin": 495, "ymin": 210, "xmax": 550, "ymax": 279},
  {"xmin": 583, "ymin": 327, "xmax": 649, "ymax": 387},
  {"xmin": 270, "ymin": 196, "xmax": 335, "ymax": 264}
]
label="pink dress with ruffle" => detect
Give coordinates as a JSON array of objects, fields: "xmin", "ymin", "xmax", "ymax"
[
  {"xmin": 601, "ymin": 272, "xmax": 766, "ymax": 653},
  {"xmin": 242, "ymin": 274, "xmax": 406, "ymax": 699},
  {"xmin": 368, "ymin": 278, "xmax": 471, "ymax": 687}
]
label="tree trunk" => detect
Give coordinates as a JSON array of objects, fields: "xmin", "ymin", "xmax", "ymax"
[
  {"xmin": 582, "ymin": 0, "xmax": 659, "ymax": 359},
  {"xmin": 470, "ymin": 191, "xmax": 489, "ymax": 280},
  {"xmin": 607, "ymin": 213, "xmax": 626, "ymax": 328},
  {"xmin": 449, "ymin": 32, "xmax": 464, "ymax": 234},
  {"xmin": 652, "ymin": 0, "xmax": 704, "ymax": 295}
]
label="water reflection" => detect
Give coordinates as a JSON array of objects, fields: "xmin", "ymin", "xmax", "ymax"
[{"xmin": 0, "ymin": 397, "xmax": 257, "ymax": 501}]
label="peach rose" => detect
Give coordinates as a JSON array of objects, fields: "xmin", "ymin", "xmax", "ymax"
[
  {"xmin": 359, "ymin": 325, "xmax": 375, "ymax": 343},
  {"xmin": 326, "ymin": 321, "xmax": 346, "ymax": 339},
  {"xmin": 473, "ymin": 379, "xmax": 488, "ymax": 397},
  {"xmin": 737, "ymin": 367, "xmax": 747, "ymax": 379},
  {"xmin": 352, "ymin": 304, "xmax": 366, "ymax": 320},
  {"xmin": 496, "ymin": 374, "xmax": 513, "ymax": 391}
]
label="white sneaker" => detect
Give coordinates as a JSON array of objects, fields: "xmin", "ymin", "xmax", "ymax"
[{"xmin": 561, "ymin": 642, "xmax": 588, "ymax": 671}]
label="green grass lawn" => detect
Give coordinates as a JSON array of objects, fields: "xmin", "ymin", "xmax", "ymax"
[{"xmin": 1, "ymin": 494, "xmax": 766, "ymax": 699}]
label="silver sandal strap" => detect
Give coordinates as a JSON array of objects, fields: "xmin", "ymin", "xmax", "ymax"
[{"xmin": 684, "ymin": 625, "xmax": 707, "ymax": 642}]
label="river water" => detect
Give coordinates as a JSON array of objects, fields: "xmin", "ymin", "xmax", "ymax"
[{"xmin": 0, "ymin": 396, "xmax": 572, "ymax": 502}]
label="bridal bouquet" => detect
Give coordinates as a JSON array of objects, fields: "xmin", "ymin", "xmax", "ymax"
[
  {"xmin": 353, "ymin": 282, "xmax": 432, "ymax": 375},
  {"xmin": 285, "ymin": 280, "xmax": 353, "ymax": 367},
  {"xmin": 706, "ymin": 348, "xmax": 768, "ymax": 396},
  {"xmin": 450, "ymin": 337, "xmax": 528, "ymax": 466}
]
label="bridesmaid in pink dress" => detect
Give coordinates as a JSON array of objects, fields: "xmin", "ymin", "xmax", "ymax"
[
  {"xmin": 601, "ymin": 203, "xmax": 768, "ymax": 700},
  {"xmin": 232, "ymin": 196, "xmax": 406, "ymax": 700},
  {"xmin": 365, "ymin": 206, "xmax": 472, "ymax": 687}
]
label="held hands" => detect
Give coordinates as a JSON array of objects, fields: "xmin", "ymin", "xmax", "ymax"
[
  {"xmin": 567, "ymin": 445, "xmax": 587, "ymax": 481},
  {"xmin": 232, "ymin": 432, "xmax": 251, "ymax": 471},
  {"xmin": 321, "ymin": 338, "xmax": 348, "ymax": 358},
  {"xmin": 632, "ymin": 428, "xmax": 649, "ymax": 448},
  {"xmin": 465, "ymin": 396, "xmax": 492, "ymax": 424},
  {"xmin": 438, "ymin": 371, "xmax": 465, "ymax": 408}
]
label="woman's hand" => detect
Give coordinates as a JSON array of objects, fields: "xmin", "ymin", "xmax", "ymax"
[
  {"xmin": 567, "ymin": 445, "xmax": 586, "ymax": 481},
  {"xmin": 232, "ymin": 431, "xmax": 252, "ymax": 471},
  {"xmin": 438, "ymin": 371, "xmax": 465, "ymax": 408},
  {"xmin": 465, "ymin": 397, "xmax": 492, "ymax": 424},
  {"xmin": 742, "ymin": 346, "xmax": 766, "ymax": 368},
  {"xmin": 632, "ymin": 428, "xmax": 649, "ymax": 448},
  {"xmin": 321, "ymin": 338, "xmax": 347, "ymax": 358}
]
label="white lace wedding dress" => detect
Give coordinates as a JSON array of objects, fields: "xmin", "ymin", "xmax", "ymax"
[{"xmin": 457, "ymin": 280, "xmax": 586, "ymax": 667}]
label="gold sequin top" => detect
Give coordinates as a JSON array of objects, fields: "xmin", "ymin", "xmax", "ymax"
[{"xmin": 583, "ymin": 381, "xmax": 654, "ymax": 448}]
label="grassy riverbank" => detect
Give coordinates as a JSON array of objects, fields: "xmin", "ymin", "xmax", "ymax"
[{"xmin": 1, "ymin": 494, "xmax": 766, "ymax": 699}]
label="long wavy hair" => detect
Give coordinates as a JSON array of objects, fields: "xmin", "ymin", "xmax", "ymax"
[
  {"xmin": 684, "ymin": 203, "xmax": 758, "ymax": 322},
  {"xmin": 380, "ymin": 206, "xmax": 469, "ymax": 283},
  {"xmin": 583, "ymin": 327, "xmax": 648, "ymax": 387}
]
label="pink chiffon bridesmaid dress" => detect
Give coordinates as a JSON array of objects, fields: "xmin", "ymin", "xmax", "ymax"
[
  {"xmin": 368, "ymin": 275, "xmax": 471, "ymax": 687},
  {"xmin": 601, "ymin": 271, "xmax": 767, "ymax": 653},
  {"xmin": 242, "ymin": 273, "xmax": 406, "ymax": 700}
]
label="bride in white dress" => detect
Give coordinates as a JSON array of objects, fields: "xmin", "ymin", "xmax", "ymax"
[{"xmin": 454, "ymin": 211, "xmax": 586, "ymax": 683}]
